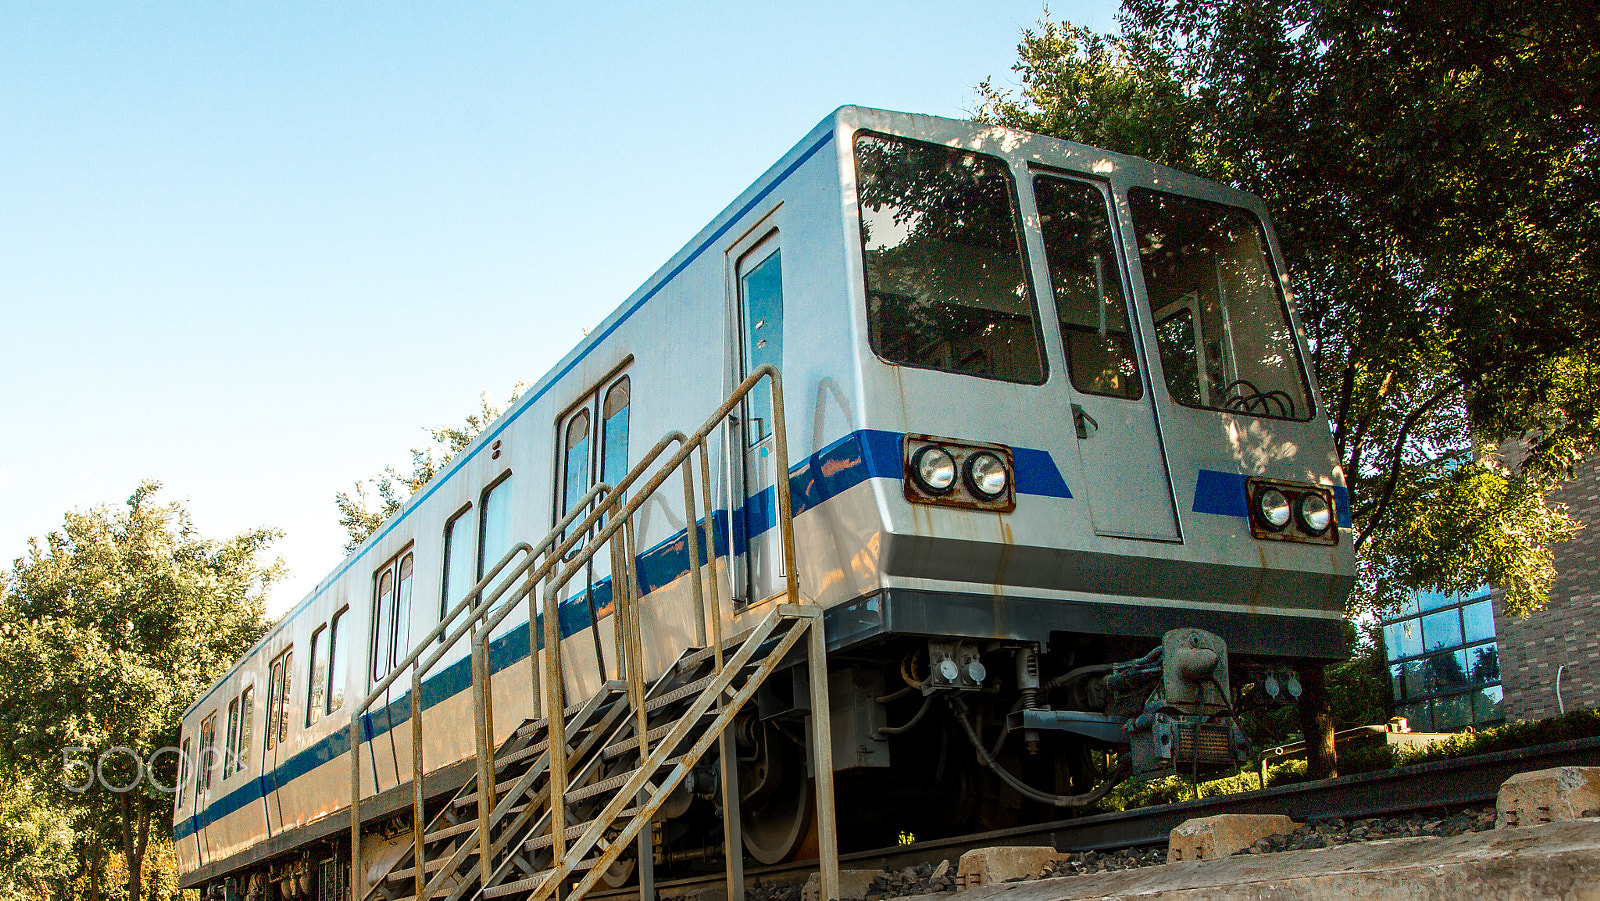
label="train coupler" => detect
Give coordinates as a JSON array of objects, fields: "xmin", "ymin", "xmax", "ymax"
[{"xmin": 1113, "ymin": 628, "xmax": 1253, "ymax": 780}]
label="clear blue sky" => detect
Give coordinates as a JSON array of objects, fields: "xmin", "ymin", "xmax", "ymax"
[{"xmin": 0, "ymin": 2, "xmax": 1121, "ymax": 615}]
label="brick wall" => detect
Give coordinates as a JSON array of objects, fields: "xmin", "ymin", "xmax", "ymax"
[{"xmin": 1494, "ymin": 461, "xmax": 1600, "ymax": 721}]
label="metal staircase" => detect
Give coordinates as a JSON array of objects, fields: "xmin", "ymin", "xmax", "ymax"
[{"xmin": 346, "ymin": 366, "xmax": 839, "ymax": 901}]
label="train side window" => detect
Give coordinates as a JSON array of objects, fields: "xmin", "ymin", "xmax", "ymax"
[
  {"xmin": 223, "ymin": 696, "xmax": 240, "ymax": 778},
  {"xmin": 178, "ymin": 737, "xmax": 192, "ymax": 808},
  {"xmin": 372, "ymin": 564, "xmax": 395, "ymax": 681},
  {"xmin": 265, "ymin": 656, "xmax": 282, "ymax": 751},
  {"xmin": 372, "ymin": 549, "xmax": 415, "ymax": 679},
  {"xmin": 560, "ymin": 410, "xmax": 592, "ymax": 539},
  {"xmin": 441, "ymin": 505, "xmax": 474, "ymax": 620},
  {"xmin": 235, "ymin": 686, "xmax": 253, "ymax": 773},
  {"xmin": 854, "ymin": 131, "xmax": 1046, "ymax": 384},
  {"xmin": 555, "ymin": 370, "xmax": 631, "ymax": 572},
  {"xmin": 739, "ymin": 248, "xmax": 782, "ymax": 443},
  {"xmin": 478, "ymin": 476, "xmax": 514, "ymax": 580},
  {"xmin": 601, "ymin": 378, "xmax": 631, "ymax": 491},
  {"xmin": 266, "ymin": 648, "xmax": 292, "ymax": 750},
  {"xmin": 326, "ymin": 607, "xmax": 348, "ymax": 713},
  {"xmin": 1129, "ymin": 188, "xmax": 1313, "ymax": 420},
  {"xmin": 306, "ymin": 624, "xmax": 327, "ymax": 727},
  {"xmin": 198, "ymin": 713, "xmax": 216, "ymax": 792},
  {"xmin": 393, "ymin": 553, "xmax": 414, "ymax": 669},
  {"xmin": 1034, "ymin": 175, "xmax": 1142, "ymax": 400}
]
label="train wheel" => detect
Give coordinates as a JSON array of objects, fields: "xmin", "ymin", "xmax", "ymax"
[
  {"xmin": 599, "ymin": 856, "xmax": 636, "ymax": 888},
  {"xmin": 741, "ymin": 773, "xmax": 814, "ymax": 864}
]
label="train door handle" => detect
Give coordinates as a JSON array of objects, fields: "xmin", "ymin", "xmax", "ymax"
[{"xmin": 1072, "ymin": 404, "xmax": 1099, "ymax": 439}]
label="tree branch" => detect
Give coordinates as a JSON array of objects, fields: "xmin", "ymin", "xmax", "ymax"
[
  {"xmin": 1332, "ymin": 354, "xmax": 1358, "ymax": 456},
  {"xmin": 1355, "ymin": 379, "xmax": 1466, "ymax": 550}
]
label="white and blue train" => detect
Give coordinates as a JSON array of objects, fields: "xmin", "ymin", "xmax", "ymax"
[{"xmin": 174, "ymin": 106, "xmax": 1355, "ymax": 896}]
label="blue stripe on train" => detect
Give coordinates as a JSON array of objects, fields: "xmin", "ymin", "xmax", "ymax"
[
  {"xmin": 1192, "ymin": 469, "xmax": 1353, "ymax": 529},
  {"xmin": 175, "ymin": 428, "xmax": 1071, "ymax": 841}
]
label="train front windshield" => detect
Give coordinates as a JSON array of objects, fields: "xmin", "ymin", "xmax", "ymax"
[{"xmin": 853, "ymin": 132, "xmax": 1312, "ymax": 421}]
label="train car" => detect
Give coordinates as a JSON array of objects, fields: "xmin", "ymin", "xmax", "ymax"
[{"xmin": 174, "ymin": 105, "xmax": 1355, "ymax": 898}]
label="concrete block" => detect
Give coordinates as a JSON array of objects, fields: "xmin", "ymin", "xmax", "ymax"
[
  {"xmin": 955, "ymin": 846, "xmax": 1061, "ymax": 889},
  {"xmin": 801, "ymin": 869, "xmax": 879, "ymax": 901},
  {"xmin": 921, "ymin": 819, "xmax": 1600, "ymax": 901},
  {"xmin": 1498, "ymin": 765, "xmax": 1600, "ymax": 828},
  {"xmin": 1167, "ymin": 814, "xmax": 1298, "ymax": 863}
]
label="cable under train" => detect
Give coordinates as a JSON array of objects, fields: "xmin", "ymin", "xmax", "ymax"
[{"xmin": 173, "ymin": 105, "xmax": 1356, "ymax": 899}]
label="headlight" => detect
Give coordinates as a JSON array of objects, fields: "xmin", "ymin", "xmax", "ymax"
[
  {"xmin": 964, "ymin": 452, "xmax": 1009, "ymax": 500},
  {"xmin": 1297, "ymin": 492, "xmax": 1333, "ymax": 535},
  {"xmin": 1257, "ymin": 488, "xmax": 1292, "ymax": 531},
  {"xmin": 911, "ymin": 445, "xmax": 957, "ymax": 494}
]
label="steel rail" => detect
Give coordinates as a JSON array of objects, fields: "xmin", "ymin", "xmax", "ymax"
[{"xmin": 585, "ymin": 734, "xmax": 1600, "ymax": 901}]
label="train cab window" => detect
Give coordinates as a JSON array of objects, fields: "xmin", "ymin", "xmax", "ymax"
[
  {"xmin": 266, "ymin": 649, "xmax": 291, "ymax": 750},
  {"xmin": 478, "ymin": 477, "xmax": 514, "ymax": 579},
  {"xmin": 223, "ymin": 696, "xmax": 240, "ymax": 778},
  {"xmin": 854, "ymin": 131, "xmax": 1045, "ymax": 384},
  {"xmin": 1129, "ymin": 189, "xmax": 1312, "ymax": 420},
  {"xmin": 198, "ymin": 713, "xmax": 216, "ymax": 792},
  {"xmin": 306, "ymin": 624, "xmax": 327, "ymax": 727},
  {"xmin": 441, "ymin": 505, "xmax": 474, "ymax": 619},
  {"xmin": 326, "ymin": 607, "xmax": 348, "ymax": 713},
  {"xmin": 1035, "ymin": 175, "xmax": 1142, "ymax": 400}
]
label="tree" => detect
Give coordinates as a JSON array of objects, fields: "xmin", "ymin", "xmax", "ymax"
[
  {"xmin": 0, "ymin": 778, "xmax": 74, "ymax": 900},
  {"xmin": 978, "ymin": 0, "xmax": 1599, "ymax": 775},
  {"xmin": 0, "ymin": 483, "xmax": 279, "ymax": 901},
  {"xmin": 335, "ymin": 386, "xmax": 524, "ymax": 551}
]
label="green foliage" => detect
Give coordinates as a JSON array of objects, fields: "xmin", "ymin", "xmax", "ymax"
[
  {"xmin": 0, "ymin": 779, "xmax": 74, "ymax": 900},
  {"xmin": 335, "ymin": 385, "xmax": 524, "ymax": 552},
  {"xmin": 0, "ymin": 483, "xmax": 278, "ymax": 901},
  {"xmin": 977, "ymin": 0, "xmax": 1600, "ymax": 616},
  {"xmin": 1239, "ymin": 619, "xmax": 1392, "ymax": 749}
]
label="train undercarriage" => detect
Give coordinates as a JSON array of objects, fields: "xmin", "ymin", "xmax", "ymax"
[{"xmin": 204, "ymin": 621, "xmax": 1316, "ymax": 901}]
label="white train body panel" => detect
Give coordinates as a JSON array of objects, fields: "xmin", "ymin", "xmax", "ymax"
[{"xmin": 175, "ymin": 107, "xmax": 1354, "ymax": 885}]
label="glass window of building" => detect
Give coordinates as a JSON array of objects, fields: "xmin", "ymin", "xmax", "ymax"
[{"xmin": 1380, "ymin": 586, "xmax": 1501, "ymax": 732}]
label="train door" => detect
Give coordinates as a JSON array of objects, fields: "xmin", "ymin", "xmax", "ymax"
[
  {"xmin": 1031, "ymin": 173, "xmax": 1181, "ymax": 541},
  {"xmin": 556, "ymin": 376, "xmax": 630, "ymax": 681},
  {"xmin": 262, "ymin": 648, "xmax": 292, "ymax": 833},
  {"xmin": 730, "ymin": 229, "xmax": 786, "ymax": 607},
  {"xmin": 195, "ymin": 710, "xmax": 218, "ymax": 863}
]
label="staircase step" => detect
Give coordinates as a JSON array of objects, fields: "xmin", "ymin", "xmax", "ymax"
[
  {"xmin": 601, "ymin": 713, "xmax": 711, "ymax": 761},
  {"xmin": 494, "ymin": 736, "xmax": 552, "ymax": 771},
  {"xmin": 481, "ymin": 853, "xmax": 607, "ymax": 901},
  {"xmin": 514, "ymin": 683, "xmax": 627, "ymax": 739},
  {"xmin": 384, "ymin": 846, "xmax": 478, "ymax": 883},
  {"xmin": 565, "ymin": 756, "xmax": 683, "ymax": 803},
  {"xmin": 519, "ymin": 808, "xmax": 642, "ymax": 853},
  {"xmin": 423, "ymin": 819, "xmax": 478, "ymax": 845}
]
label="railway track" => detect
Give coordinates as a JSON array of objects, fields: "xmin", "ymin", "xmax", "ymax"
[{"xmin": 591, "ymin": 735, "xmax": 1600, "ymax": 900}]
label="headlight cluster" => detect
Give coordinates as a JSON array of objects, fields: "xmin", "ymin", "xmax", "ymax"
[
  {"xmin": 1247, "ymin": 478, "xmax": 1339, "ymax": 545},
  {"xmin": 904, "ymin": 436, "xmax": 1016, "ymax": 511}
]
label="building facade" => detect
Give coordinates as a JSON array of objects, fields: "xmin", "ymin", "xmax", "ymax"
[{"xmin": 1493, "ymin": 461, "xmax": 1600, "ymax": 721}]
